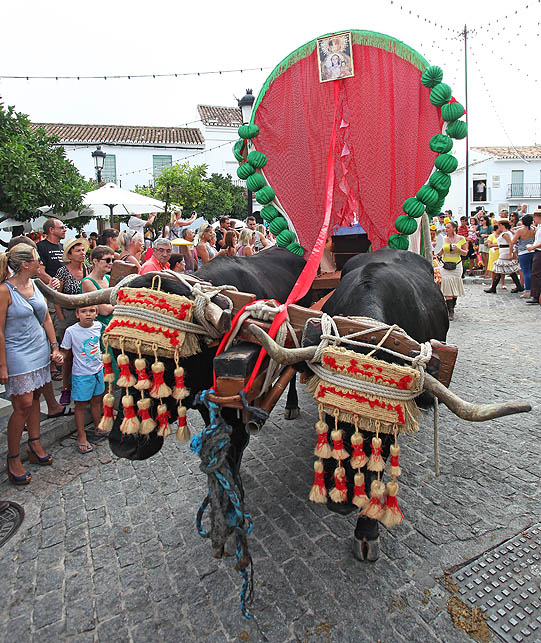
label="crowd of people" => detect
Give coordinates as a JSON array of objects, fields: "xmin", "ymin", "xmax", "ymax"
[
  {"xmin": 0, "ymin": 210, "xmax": 278, "ymax": 486},
  {"xmin": 430, "ymin": 206, "xmax": 541, "ymax": 320}
]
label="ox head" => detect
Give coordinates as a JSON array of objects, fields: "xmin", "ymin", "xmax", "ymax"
[{"xmin": 247, "ymin": 324, "xmax": 531, "ymax": 423}]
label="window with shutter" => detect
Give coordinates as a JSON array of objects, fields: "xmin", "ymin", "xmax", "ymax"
[
  {"xmin": 102, "ymin": 155, "xmax": 117, "ymax": 183},
  {"xmin": 153, "ymin": 155, "xmax": 172, "ymax": 177}
]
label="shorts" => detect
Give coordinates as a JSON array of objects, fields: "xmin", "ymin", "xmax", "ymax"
[{"xmin": 72, "ymin": 370, "xmax": 105, "ymax": 402}]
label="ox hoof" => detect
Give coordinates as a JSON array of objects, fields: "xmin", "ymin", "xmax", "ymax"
[
  {"xmin": 352, "ymin": 537, "xmax": 380, "ymax": 562},
  {"xmin": 284, "ymin": 407, "xmax": 300, "ymax": 420}
]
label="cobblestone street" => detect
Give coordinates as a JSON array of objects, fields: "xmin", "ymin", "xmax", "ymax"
[{"xmin": 0, "ymin": 282, "xmax": 539, "ymax": 642}]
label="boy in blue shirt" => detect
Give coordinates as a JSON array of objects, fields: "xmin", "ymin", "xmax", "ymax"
[{"xmin": 61, "ymin": 305, "xmax": 104, "ymax": 453}]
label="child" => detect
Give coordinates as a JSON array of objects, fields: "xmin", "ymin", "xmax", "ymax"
[{"xmin": 60, "ymin": 305, "xmax": 104, "ymax": 453}]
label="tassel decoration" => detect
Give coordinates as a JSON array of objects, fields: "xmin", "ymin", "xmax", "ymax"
[
  {"xmin": 309, "ymin": 460, "xmax": 327, "ymax": 503},
  {"xmin": 380, "ymin": 481, "xmax": 404, "ymax": 528},
  {"xmin": 102, "ymin": 352, "xmax": 115, "ymax": 384},
  {"xmin": 330, "ymin": 429, "xmax": 349, "ymax": 461},
  {"xmin": 117, "ymin": 354, "xmax": 136, "ymax": 389},
  {"xmin": 172, "ymin": 367, "xmax": 189, "ymax": 401},
  {"xmin": 350, "ymin": 432, "xmax": 368, "ymax": 469},
  {"xmin": 97, "ymin": 393, "xmax": 115, "ymax": 433},
  {"xmin": 329, "ymin": 465, "xmax": 348, "ymax": 503},
  {"xmin": 352, "ymin": 472, "xmax": 369, "ymax": 509},
  {"xmin": 120, "ymin": 395, "xmax": 140, "ymax": 435},
  {"xmin": 134, "ymin": 358, "xmax": 151, "ymax": 391},
  {"xmin": 175, "ymin": 406, "xmax": 190, "ymax": 442},
  {"xmin": 137, "ymin": 397, "xmax": 156, "ymax": 435},
  {"xmin": 156, "ymin": 404, "xmax": 171, "ymax": 438},
  {"xmin": 314, "ymin": 420, "xmax": 332, "ymax": 459},
  {"xmin": 388, "ymin": 444, "xmax": 402, "ymax": 478},
  {"xmin": 367, "ymin": 436, "xmax": 385, "ymax": 472},
  {"xmin": 150, "ymin": 361, "xmax": 172, "ymax": 399},
  {"xmin": 362, "ymin": 479, "xmax": 386, "ymax": 519}
]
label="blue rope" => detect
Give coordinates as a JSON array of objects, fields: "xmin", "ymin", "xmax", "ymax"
[{"xmin": 192, "ymin": 389, "xmax": 254, "ymax": 618}]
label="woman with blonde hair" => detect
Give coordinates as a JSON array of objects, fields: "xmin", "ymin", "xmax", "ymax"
[
  {"xmin": 0, "ymin": 244, "xmax": 63, "ymax": 484},
  {"xmin": 117, "ymin": 229, "xmax": 143, "ymax": 269},
  {"xmin": 237, "ymin": 228, "xmax": 256, "ymax": 257},
  {"xmin": 195, "ymin": 222, "xmax": 217, "ymax": 264}
]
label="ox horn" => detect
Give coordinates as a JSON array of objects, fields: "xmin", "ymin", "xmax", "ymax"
[
  {"xmin": 423, "ymin": 373, "xmax": 531, "ymax": 421},
  {"xmin": 248, "ymin": 324, "xmax": 317, "ymax": 364},
  {"xmin": 35, "ymin": 279, "xmax": 112, "ymax": 309}
]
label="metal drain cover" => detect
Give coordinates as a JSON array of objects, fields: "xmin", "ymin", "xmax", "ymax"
[
  {"xmin": 451, "ymin": 524, "xmax": 541, "ymax": 642},
  {"xmin": 0, "ymin": 501, "xmax": 24, "ymax": 548}
]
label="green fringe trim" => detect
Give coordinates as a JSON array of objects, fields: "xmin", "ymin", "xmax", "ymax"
[{"xmin": 251, "ymin": 30, "xmax": 430, "ymax": 119}]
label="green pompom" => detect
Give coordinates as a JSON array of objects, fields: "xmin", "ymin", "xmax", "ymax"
[
  {"xmin": 416, "ymin": 185, "xmax": 440, "ymax": 207},
  {"xmin": 388, "ymin": 234, "xmax": 410, "ymax": 250},
  {"xmin": 287, "ymin": 242, "xmax": 305, "ymax": 256},
  {"xmin": 245, "ymin": 173, "xmax": 266, "ymax": 192},
  {"xmin": 247, "ymin": 150, "xmax": 267, "ymax": 168},
  {"xmin": 255, "ymin": 185, "xmax": 275, "ymax": 205},
  {"xmin": 402, "ymin": 197, "xmax": 425, "ymax": 218},
  {"xmin": 238, "ymin": 124, "xmax": 259, "ymax": 139},
  {"xmin": 261, "ymin": 205, "xmax": 280, "ymax": 222},
  {"xmin": 429, "ymin": 171, "xmax": 452, "ymax": 193},
  {"xmin": 441, "ymin": 101, "xmax": 465, "ymax": 122},
  {"xmin": 421, "ymin": 65, "xmax": 443, "ymax": 88},
  {"xmin": 276, "ymin": 229, "xmax": 296, "ymax": 247},
  {"xmin": 430, "ymin": 83, "xmax": 452, "ymax": 107},
  {"xmin": 233, "ymin": 139, "xmax": 244, "ymax": 162},
  {"xmin": 236, "ymin": 162, "xmax": 255, "ymax": 180},
  {"xmin": 425, "ymin": 204, "xmax": 441, "ymax": 217},
  {"xmin": 394, "ymin": 215, "xmax": 418, "ymax": 235},
  {"xmin": 434, "ymin": 153, "xmax": 458, "ymax": 174},
  {"xmin": 429, "ymin": 134, "xmax": 453, "ymax": 154},
  {"xmin": 446, "ymin": 120, "xmax": 468, "ymax": 140},
  {"xmin": 268, "ymin": 216, "xmax": 288, "ymax": 235}
]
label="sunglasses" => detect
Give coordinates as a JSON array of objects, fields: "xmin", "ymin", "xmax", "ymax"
[{"xmin": 101, "ymin": 257, "xmax": 114, "ymax": 263}]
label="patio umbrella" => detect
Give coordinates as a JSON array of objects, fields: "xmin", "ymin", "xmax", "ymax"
[{"xmin": 80, "ymin": 183, "xmax": 166, "ymax": 226}]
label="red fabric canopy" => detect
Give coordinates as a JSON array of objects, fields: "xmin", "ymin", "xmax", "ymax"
[{"xmin": 253, "ymin": 44, "xmax": 443, "ymax": 255}]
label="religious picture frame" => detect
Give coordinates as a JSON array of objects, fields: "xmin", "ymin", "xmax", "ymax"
[{"xmin": 317, "ymin": 32, "xmax": 355, "ymax": 83}]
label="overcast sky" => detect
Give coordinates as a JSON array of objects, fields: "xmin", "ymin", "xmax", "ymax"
[{"xmin": 0, "ymin": 0, "xmax": 539, "ymax": 148}]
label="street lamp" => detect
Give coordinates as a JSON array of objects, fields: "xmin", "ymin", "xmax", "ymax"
[
  {"xmin": 91, "ymin": 145, "xmax": 106, "ymax": 184},
  {"xmin": 237, "ymin": 89, "xmax": 255, "ymax": 218}
]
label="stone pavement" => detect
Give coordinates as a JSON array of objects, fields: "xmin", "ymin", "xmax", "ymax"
[{"xmin": 0, "ymin": 282, "xmax": 539, "ymax": 642}]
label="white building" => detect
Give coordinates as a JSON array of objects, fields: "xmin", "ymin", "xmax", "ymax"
[
  {"xmin": 197, "ymin": 104, "xmax": 243, "ymax": 179},
  {"xmin": 446, "ymin": 146, "xmax": 541, "ymax": 218},
  {"xmin": 30, "ymin": 122, "xmax": 206, "ymax": 191}
]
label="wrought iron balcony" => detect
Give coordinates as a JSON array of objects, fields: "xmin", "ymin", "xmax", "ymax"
[{"xmin": 507, "ymin": 183, "xmax": 541, "ymax": 198}]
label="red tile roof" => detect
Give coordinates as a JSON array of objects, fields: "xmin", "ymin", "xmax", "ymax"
[
  {"xmin": 30, "ymin": 123, "xmax": 204, "ymax": 147},
  {"xmin": 472, "ymin": 145, "xmax": 541, "ymax": 159},
  {"xmin": 197, "ymin": 105, "xmax": 242, "ymax": 128}
]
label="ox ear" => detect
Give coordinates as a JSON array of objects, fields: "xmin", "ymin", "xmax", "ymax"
[{"xmin": 109, "ymin": 421, "xmax": 164, "ymax": 460}]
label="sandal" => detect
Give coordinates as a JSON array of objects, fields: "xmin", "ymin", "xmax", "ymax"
[
  {"xmin": 77, "ymin": 443, "xmax": 94, "ymax": 454},
  {"xmin": 6, "ymin": 455, "xmax": 31, "ymax": 486},
  {"xmin": 46, "ymin": 406, "xmax": 73, "ymax": 419},
  {"xmin": 26, "ymin": 437, "xmax": 53, "ymax": 466}
]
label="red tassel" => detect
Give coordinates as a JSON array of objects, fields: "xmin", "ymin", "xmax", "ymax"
[
  {"xmin": 350, "ymin": 432, "xmax": 368, "ymax": 469},
  {"xmin": 352, "ymin": 472, "xmax": 369, "ymax": 509},
  {"xmin": 314, "ymin": 420, "xmax": 332, "ymax": 458},
  {"xmin": 137, "ymin": 397, "xmax": 156, "ymax": 435},
  {"xmin": 361, "ymin": 480, "xmax": 386, "ymax": 519},
  {"xmin": 388, "ymin": 444, "xmax": 401, "ymax": 477},
  {"xmin": 134, "ymin": 358, "xmax": 151, "ymax": 391},
  {"xmin": 117, "ymin": 354, "xmax": 136, "ymax": 388},
  {"xmin": 120, "ymin": 395, "xmax": 140, "ymax": 435},
  {"xmin": 97, "ymin": 393, "xmax": 115, "ymax": 433},
  {"xmin": 330, "ymin": 429, "xmax": 349, "ymax": 461},
  {"xmin": 175, "ymin": 405, "xmax": 190, "ymax": 442},
  {"xmin": 156, "ymin": 403, "xmax": 171, "ymax": 438},
  {"xmin": 309, "ymin": 460, "xmax": 327, "ymax": 503},
  {"xmin": 172, "ymin": 366, "xmax": 189, "ymax": 401},
  {"xmin": 380, "ymin": 481, "xmax": 404, "ymax": 527},
  {"xmin": 150, "ymin": 361, "xmax": 172, "ymax": 399},
  {"xmin": 367, "ymin": 436, "xmax": 384, "ymax": 472},
  {"xmin": 329, "ymin": 465, "xmax": 348, "ymax": 503},
  {"xmin": 102, "ymin": 353, "xmax": 115, "ymax": 383}
]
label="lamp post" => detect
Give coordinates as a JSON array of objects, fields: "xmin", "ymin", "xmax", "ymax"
[
  {"xmin": 237, "ymin": 89, "xmax": 255, "ymax": 218},
  {"xmin": 91, "ymin": 145, "xmax": 106, "ymax": 185}
]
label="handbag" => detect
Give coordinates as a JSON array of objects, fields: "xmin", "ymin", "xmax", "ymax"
[{"xmin": 442, "ymin": 261, "xmax": 457, "ymax": 271}]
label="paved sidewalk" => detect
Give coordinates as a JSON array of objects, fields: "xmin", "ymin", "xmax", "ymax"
[{"xmin": 0, "ymin": 283, "xmax": 538, "ymax": 642}]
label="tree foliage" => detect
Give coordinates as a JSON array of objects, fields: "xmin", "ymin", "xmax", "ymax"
[
  {"xmin": 198, "ymin": 173, "xmax": 247, "ymax": 222},
  {"xmin": 0, "ymin": 102, "xmax": 88, "ymax": 222}
]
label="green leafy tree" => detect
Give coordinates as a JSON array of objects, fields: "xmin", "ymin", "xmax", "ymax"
[
  {"xmin": 0, "ymin": 102, "xmax": 88, "ymax": 223},
  {"xmin": 198, "ymin": 173, "xmax": 248, "ymax": 222}
]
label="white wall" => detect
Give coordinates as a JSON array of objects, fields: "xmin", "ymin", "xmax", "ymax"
[{"xmin": 200, "ymin": 125, "xmax": 241, "ymax": 179}]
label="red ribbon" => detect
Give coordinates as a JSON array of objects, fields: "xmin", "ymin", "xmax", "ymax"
[
  {"xmin": 390, "ymin": 455, "xmax": 400, "ymax": 467},
  {"xmin": 352, "ymin": 444, "xmax": 366, "ymax": 459},
  {"xmin": 354, "ymin": 483, "xmax": 366, "ymax": 497},
  {"xmin": 151, "ymin": 370, "xmax": 165, "ymax": 396},
  {"xmin": 104, "ymin": 360, "xmax": 113, "ymax": 377},
  {"xmin": 313, "ymin": 471, "xmax": 325, "ymax": 488},
  {"xmin": 334, "ymin": 473, "xmax": 347, "ymax": 492},
  {"xmin": 103, "ymin": 405, "xmax": 113, "ymax": 418},
  {"xmin": 123, "ymin": 405, "xmax": 136, "ymax": 419},
  {"xmin": 119, "ymin": 363, "xmax": 132, "ymax": 380},
  {"xmin": 385, "ymin": 494, "xmax": 403, "ymax": 518},
  {"xmin": 157, "ymin": 410, "xmax": 170, "ymax": 428},
  {"xmin": 136, "ymin": 367, "xmax": 149, "ymax": 382},
  {"xmin": 178, "ymin": 413, "xmax": 187, "ymax": 427},
  {"xmin": 174, "ymin": 374, "xmax": 185, "ymax": 390},
  {"xmin": 333, "ymin": 439, "xmax": 345, "ymax": 452},
  {"xmin": 316, "ymin": 433, "xmax": 329, "ymax": 448},
  {"xmin": 138, "ymin": 407, "xmax": 151, "ymax": 421},
  {"xmin": 371, "ymin": 446, "xmax": 382, "ymax": 459}
]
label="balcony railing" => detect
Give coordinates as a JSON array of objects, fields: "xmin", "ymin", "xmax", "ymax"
[{"xmin": 507, "ymin": 183, "xmax": 541, "ymax": 198}]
